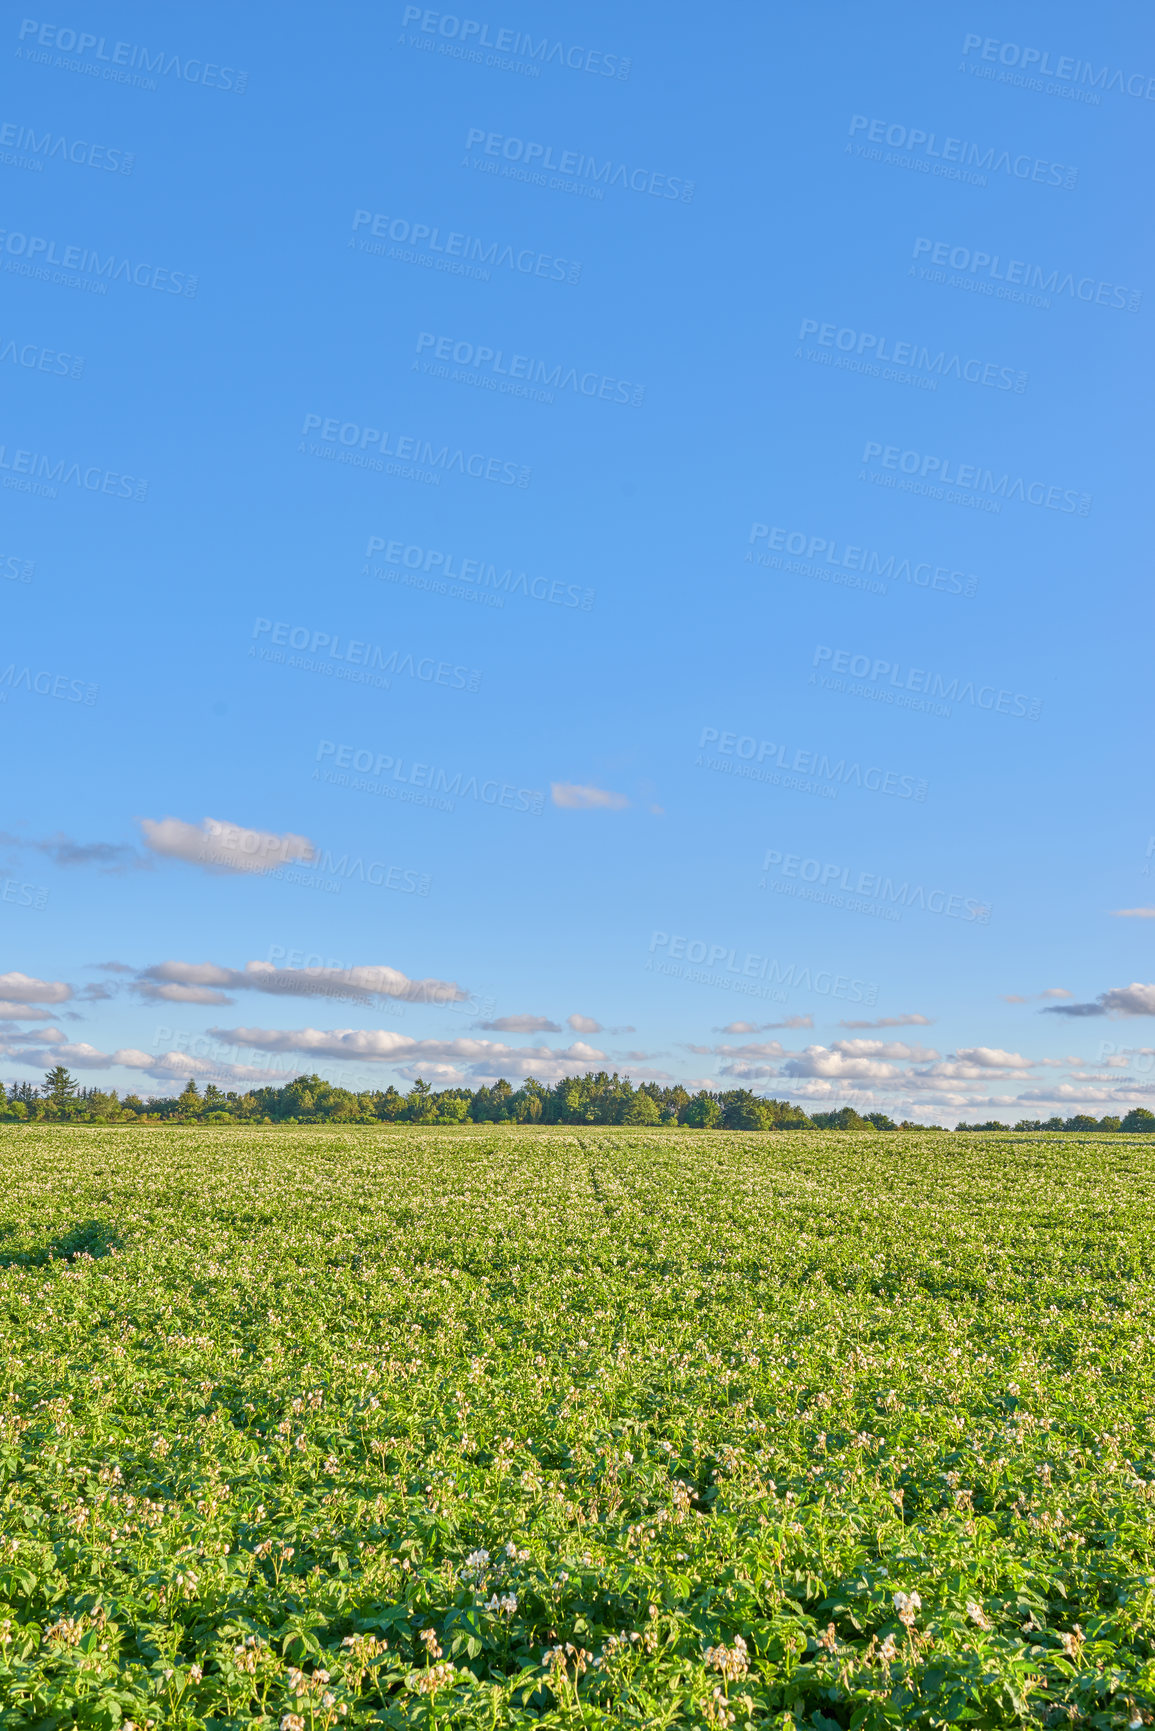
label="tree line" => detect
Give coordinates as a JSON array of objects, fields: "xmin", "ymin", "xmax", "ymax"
[{"xmin": 4, "ymin": 1066, "xmax": 1154, "ymax": 1134}]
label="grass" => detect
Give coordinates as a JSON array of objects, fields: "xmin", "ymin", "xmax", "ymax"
[{"xmin": 1, "ymin": 1124, "xmax": 1155, "ymax": 1728}]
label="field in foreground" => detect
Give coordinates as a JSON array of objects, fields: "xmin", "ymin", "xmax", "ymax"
[{"xmin": 2, "ymin": 1128, "xmax": 1155, "ymax": 1729}]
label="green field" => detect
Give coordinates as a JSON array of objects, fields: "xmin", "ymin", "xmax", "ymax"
[{"xmin": 3, "ymin": 1126, "xmax": 1155, "ymax": 1729}]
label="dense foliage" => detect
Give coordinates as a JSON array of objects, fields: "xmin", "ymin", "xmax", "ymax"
[
  {"xmin": 3, "ymin": 1125, "xmax": 1155, "ymax": 1727},
  {"xmin": 6, "ymin": 1067, "xmax": 1154, "ymax": 1134}
]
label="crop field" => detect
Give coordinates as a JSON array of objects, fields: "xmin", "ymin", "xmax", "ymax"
[{"xmin": 2, "ymin": 1128, "xmax": 1155, "ymax": 1729}]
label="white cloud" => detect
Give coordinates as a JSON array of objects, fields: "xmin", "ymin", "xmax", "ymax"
[
  {"xmin": 550, "ymin": 783, "xmax": 628, "ymax": 811},
  {"xmin": 139, "ymin": 816, "xmax": 316, "ymax": 875},
  {"xmin": 476, "ymin": 1014, "xmax": 562, "ymax": 1033},
  {"xmin": 1101, "ymin": 984, "xmax": 1155, "ymax": 1016},
  {"xmin": 838, "ymin": 1014, "xmax": 933, "ymax": 1029},
  {"xmin": 952, "ymin": 1046, "xmax": 1034, "ymax": 1070},
  {"xmin": 0, "ymin": 1002, "xmax": 58, "ymax": 1021},
  {"xmin": 135, "ymin": 959, "xmax": 466, "ymax": 1006},
  {"xmin": 834, "ymin": 1039, "xmax": 940, "ymax": 1061},
  {"xmin": 136, "ymin": 981, "xmax": 236, "ymax": 1005},
  {"xmin": 206, "ymin": 1025, "xmax": 607, "ymax": 1082},
  {"xmin": 1045, "ymin": 984, "xmax": 1155, "ymax": 1019},
  {"xmin": 714, "ymin": 1041, "xmax": 786, "ymax": 1060},
  {"xmin": 717, "ymin": 1016, "xmax": 812, "ymax": 1034},
  {"xmin": 782, "ymin": 1046, "xmax": 899, "ymax": 1080},
  {"xmin": 0, "ymin": 1037, "xmax": 290, "ymax": 1085},
  {"xmin": 1112, "ymin": 909, "xmax": 1155, "ymax": 919},
  {"xmin": 568, "ymin": 1013, "xmax": 602, "ymax": 1033},
  {"xmin": 0, "ymin": 971, "xmax": 71, "ymax": 1004}
]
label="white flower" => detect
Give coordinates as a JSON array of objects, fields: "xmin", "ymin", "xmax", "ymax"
[{"xmin": 893, "ymin": 1590, "xmax": 921, "ymax": 1627}]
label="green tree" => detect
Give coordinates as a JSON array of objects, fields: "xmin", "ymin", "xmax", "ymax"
[
  {"xmin": 1122, "ymin": 1108, "xmax": 1155, "ymax": 1133},
  {"xmin": 405, "ymin": 1079, "xmax": 438, "ymax": 1124},
  {"xmin": 436, "ymin": 1093, "xmax": 470, "ymax": 1123},
  {"xmin": 42, "ymin": 1066, "xmax": 78, "ymax": 1117},
  {"xmin": 621, "ymin": 1091, "xmax": 661, "ymax": 1125},
  {"xmin": 721, "ymin": 1090, "xmax": 773, "ymax": 1131},
  {"xmin": 176, "ymin": 1078, "xmax": 202, "ymax": 1118},
  {"xmin": 811, "ymin": 1106, "xmax": 869, "ymax": 1130},
  {"xmin": 375, "ymin": 1086, "xmax": 406, "ymax": 1122},
  {"xmin": 683, "ymin": 1093, "xmax": 723, "ymax": 1128}
]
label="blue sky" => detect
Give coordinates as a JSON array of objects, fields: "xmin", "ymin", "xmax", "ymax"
[{"xmin": 2, "ymin": 0, "xmax": 1153, "ymax": 1121}]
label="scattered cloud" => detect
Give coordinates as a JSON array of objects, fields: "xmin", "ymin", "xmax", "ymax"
[
  {"xmin": 835, "ymin": 1039, "xmax": 940, "ymax": 1061},
  {"xmin": 92, "ymin": 961, "xmax": 134, "ymax": 974},
  {"xmin": 568, "ymin": 1014, "xmax": 602, "ymax": 1033},
  {"xmin": 838, "ymin": 1014, "xmax": 933, "ymax": 1029},
  {"xmin": 132, "ymin": 959, "xmax": 466, "ymax": 1008},
  {"xmin": 139, "ymin": 816, "xmax": 316, "ymax": 875},
  {"xmin": 1006, "ymin": 988, "xmax": 1072, "ymax": 1003},
  {"xmin": 0, "ymin": 1029, "xmax": 291, "ymax": 1086},
  {"xmin": 781, "ymin": 1047, "xmax": 900, "ymax": 1081},
  {"xmin": 1111, "ymin": 909, "xmax": 1155, "ymax": 919},
  {"xmin": 953, "ymin": 1046, "xmax": 1034, "ymax": 1070},
  {"xmin": 206, "ymin": 1025, "xmax": 607, "ymax": 1084},
  {"xmin": 550, "ymin": 783, "xmax": 629, "ymax": 811},
  {"xmin": 0, "ymin": 971, "xmax": 72, "ymax": 1004},
  {"xmin": 710, "ymin": 1041, "xmax": 786, "ymax": 1060},
  {"xmin": 41, "ymin": 836, "xmax": 146, "ymax": 872},
  {"xmin": 0, "ymin": 1003, "xmax": 58, "ymax": 1021},
  {"xmin": 1044, "ymin": 983, "xmax": 1155, "ymax": 1019},
  {"xmin": 717, "ymin": 1016, "xmax": 813, "ymax": 1034},
  {"xmin": 476, "ymin": 1015, "xmax": 562, "ymax": 1033}
]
